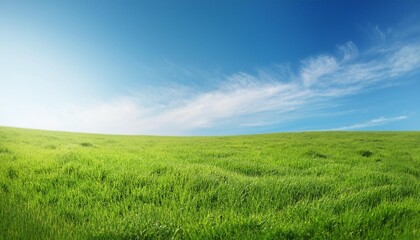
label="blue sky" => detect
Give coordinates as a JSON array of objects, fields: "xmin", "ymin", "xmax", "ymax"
[{"xmin": 1, "ymin": 0, "xmax": 420, "ymax": 135}]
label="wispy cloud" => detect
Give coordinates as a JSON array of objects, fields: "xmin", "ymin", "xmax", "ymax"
[
  {"xmin": 373, "ymin": 25, "xmax": 387, "ymax": 43},
  {"xmin": 2, "ymin": 27, "xmax": 420, "ymax": 135},
  {"xmin": 332, "ymin": 116, "xmax": 408, "ymax": 130},
  {"xmin": 47, "ymin": 40, "xmax": 420, "ymax": 134}
]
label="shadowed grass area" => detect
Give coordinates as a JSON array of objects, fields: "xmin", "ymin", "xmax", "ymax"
[{"xmin": 0, "ymin": 126, "xmax": 419, "ymax": 239}]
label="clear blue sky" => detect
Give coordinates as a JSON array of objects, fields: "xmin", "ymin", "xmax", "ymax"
[{"xmin": 1, "ymin": 0, "xmax": 420, "ymax": 135}]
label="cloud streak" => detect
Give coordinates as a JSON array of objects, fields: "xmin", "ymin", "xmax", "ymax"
[{"xmin": 332, "ymin": 116, "xmax": 408, "ymax": 130}]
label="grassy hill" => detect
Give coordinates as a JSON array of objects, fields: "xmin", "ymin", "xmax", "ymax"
[{"xmin": 0, "ymin": 127, "xmax": 419, "ymax": 239}]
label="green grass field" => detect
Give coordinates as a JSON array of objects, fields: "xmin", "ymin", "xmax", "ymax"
[{"xmin": 0, "ymin": 126, "xmax": 419, "ymax": 239}]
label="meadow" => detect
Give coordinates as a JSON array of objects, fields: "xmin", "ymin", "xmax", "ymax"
[{"xmin": 0, "ymin": 126, "xmax": 419, "ymax": 239}]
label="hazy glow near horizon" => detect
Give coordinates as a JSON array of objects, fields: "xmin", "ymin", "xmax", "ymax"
[{"xmin": 1, "ymin": 1, "xmax": 420, "ymax": 135}]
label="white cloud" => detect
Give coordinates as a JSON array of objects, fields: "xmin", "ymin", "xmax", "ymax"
[
  {"xmin": 333, "ymin": 116, "xmax": 408, "ymax": 130},
  {"xmin": 51, "ymin": 82, "xmax": 306, "ymax": 134},
  {"xmin": 388, "ymin": 45, "xmax": 420, "ymax": 76},
  {"xmin": 338, "ymin": 41, "xmax": 359, "ymax": 62},
  {"xmin": 300, "ymin": 55, "xmax": 339, "ymax": 87},
  {"xmin": 147, "ymin": 82, "xmax": 305, "ymax": 132}
]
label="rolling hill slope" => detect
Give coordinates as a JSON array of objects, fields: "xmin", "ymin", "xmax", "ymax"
[{"xmin": 0, "ymin": 127, "xmax": 419, "ymax": 239}]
